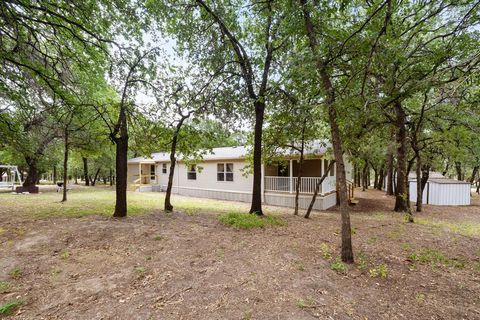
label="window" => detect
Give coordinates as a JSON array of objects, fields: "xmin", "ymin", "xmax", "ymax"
[
  {"xmin": 162, "ymin": 163, "xmax": 167, "ymax": 174},
  {"xmin": 150, "ymin": 165, "xmax": 155, "ymax": 180},
  {"xmin": 217, "ymin": 163, "xmax": 233, "ymax": 181},
  {"xmin": 187, "ymin": 165, "xmax": 197, "ymax": 180}
]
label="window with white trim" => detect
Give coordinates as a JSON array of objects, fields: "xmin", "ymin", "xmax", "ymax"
[
  {"xmin": 162, "ymin": 163, "xmax": 167, "ymax": 174},
  {"xmin": 217, "ymin": 163, "xmax": 233, "ymax": 181},
  {"xmin": 187, "ymin": 165, "xmax": 197, "ymax": 180}
]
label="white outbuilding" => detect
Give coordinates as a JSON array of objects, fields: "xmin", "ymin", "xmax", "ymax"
[{"xmin": 409, "ymin": 173, "xmax": 471, "ymax": 206}]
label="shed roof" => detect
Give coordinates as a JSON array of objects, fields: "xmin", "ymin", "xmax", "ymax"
[
  {"xmin": 428, "ymin": 178, "xmax": 471, "ymax": 185},
  {"xmin": 408, "ymin": 171, "xmax": 470, "ymax": 184},
  {"xmin": 128, "ymin": 141, "xmax": 330, "ymax": 164}
]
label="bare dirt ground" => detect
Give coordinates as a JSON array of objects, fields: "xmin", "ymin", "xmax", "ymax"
[{"xmin": 1, "ymin": 189, "xmax": 479, "ymax": 319}]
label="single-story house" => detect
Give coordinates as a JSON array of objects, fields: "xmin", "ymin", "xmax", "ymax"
[
  {"xmin": 127, "ymin": 143, "xmax": 354, "ymax": 210},
  {"xmin": 409, "ymin": 172, "xmax": 471, "ymax": 206}
]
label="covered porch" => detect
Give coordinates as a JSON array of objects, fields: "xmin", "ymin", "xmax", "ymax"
[
  {"xmin": 127, "ymin": 161, "xmax": 160, "ymax": 191},
  {"xmin": 264, "ymin": 158, "xmax": 337, "ymax": 195}
]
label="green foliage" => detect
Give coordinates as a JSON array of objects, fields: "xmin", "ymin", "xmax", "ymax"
[
  {"xmin": 9, "ymin": 268, "xmax": 22, "ymax": 280},
  {"xmin": 319, "ymin": 243, "xmax": 333, "ymax": 260},
  {"xmin": 369, "ymin": 264, "xmax": 388, "ymax": 279},
  {"xmin": 356, "ymin": 252, "xmax": 368, "ymax": 272},
  {"xmin": 0, "ymin": 299, "xmax": 24, "ymax": 316},
  {"xmin": 218, "ymin": 212, "xmax": 285, "ymax": 230},
  {"xmin": 330, "ymin": 257, "xmax": 347, "ymax": 274},
  {"xmin": 60, "ymin": 250, "xmax": 71, "ymax": 260},
  {"xmin": 409, "ymin": 248, "xmax": 447, "ymax": 266},
  {"xmin": 415, "ymin": 218, "xmax": 480, "ymax": 237},
  {"xmin": 0, "ymin": 281, "xmax": 10, "ymax": 293},
  {"xmin": 135, "ymin": 266, "xmax": 146, "ymax": 274}
]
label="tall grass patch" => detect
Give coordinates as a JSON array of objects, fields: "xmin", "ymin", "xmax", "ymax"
[{"xmin": 218, "ymin": 212, "xmax": 285, "ymax": 229}]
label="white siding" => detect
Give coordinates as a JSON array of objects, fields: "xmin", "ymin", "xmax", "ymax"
[
  {"xmin": 128, "ymin": 158, "xmax": 348, "ymax": 211},
  {"xmin": 264, "ymin": 192, "xmax": 336, "ymax": 210},
  {"xmin": 408, "ymin": 181, "xmax": 428, "ymax": 204},
  {"xmin": 409, "ymin": 181, "xmax": 470, "ymax": 206}
]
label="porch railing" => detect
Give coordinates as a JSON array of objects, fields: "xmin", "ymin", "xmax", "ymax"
[
  {"xmin": 264, "ymin": 176, "xmax": 336, "ymax": 194},
  {"xmin": 128, "ymin": 174, "xmax": 160, "ymax": 190}
]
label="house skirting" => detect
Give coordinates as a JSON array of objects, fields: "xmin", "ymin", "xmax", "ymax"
[
  {"xmin": 141, "ymin": 185, "xmax": 337, "ymax": 211},
  {"xmin": 264, "ymin": 192, "xmax": 336, "ymax": 210}
]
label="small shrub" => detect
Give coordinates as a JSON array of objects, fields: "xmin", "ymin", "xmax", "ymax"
[
  {"xmin": 415, "ymin": 293, "xmax": 426, "ymax": 302},
  {"xmin": 369, "ymin": 264, "xmax": 388, "ymax": 278},
  {"xmin": 319, "ymin": 243, "xmax": 332, "ymax": 260},
  {"xmin": 356, "ymin": 252, "xmax": 368, "ymax": 272},
  {"xmin": 0, "ymin": 281, "xmax": 10, "ymax": 293},
  {"xmin": 294, "ymin": 261, "xmax": 305, "ymax": 271},
  {"xmin": 154, "ymin": 235, "xmax": 163, "ymax": 241},
  {"xmin": 218, "ymin": 212, "xmax": 285, "ymax": 230},
  {"xmin": 184, "ymin": 208, "xmax": 198, "ymax": 216},
  {"xmin": 409, "ymin": 248, "xmax": 449, "ymax": 268},
  {"xmin": 0, "ymin": 299, "xmax": 24, "ymax": 316},
  {"xmin": 401, "ymin": 243, "xmax": 411, "ymax": 251},
  {"xmin": 297, "ymin": 297, "xmax": 318, "ymax": 309},
  {"xmin": 60, "ymin": 250, "xmax": 71, "ymax": 259},
  {"xmin": 351, "ymin": 227, "xmax": 357, "ymax": 235},
  {"xmin": 9, "ymin": 268, "xmax": 22, "ymax": 280},
  {"xmin": 330, "ymin": 257, "xmax": 347, "ymax": 274},
  {"xmin": 135, "ymin": 266, "xmax": 145, "ymax": 273}
]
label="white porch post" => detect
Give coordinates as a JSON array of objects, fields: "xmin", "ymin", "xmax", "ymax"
[
  {"xmin": 289, "ymin": 159, "xmax": 293, "ymax": 193},
  {"xmin": 138, "ymin": 162, "xmax": 141, "ymax": 185},
  {"xmin": 261, "ymin": 164, "xmax": 265, "ymax": 202}
]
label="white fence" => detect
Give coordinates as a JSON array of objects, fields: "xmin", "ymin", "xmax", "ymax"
[{"xmin": 264, "ymin": 176, "xmax": 336, "ymax": 195}]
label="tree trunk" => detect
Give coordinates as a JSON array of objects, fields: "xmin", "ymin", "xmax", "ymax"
[
  {"xmin": 362, "ymin": 160, "xmax": 368, "ymax": 191},
  {"xmin": 294, "ymin": 123, "xmax": 307, "ymax": 216},
  {"xmin": 83, "ymin": 157, "xmax": 89, "ymax": 186},
  {"xmin": 165, "ymin": 116, "xmax": 188, "ymax": 212},
  {"xmin": 469, "ymin": 165, "xmax": 479, "ymax": 183},
  {"xmin": 442, "ymin": 162, "xmax": 449, "ymax": 176},
  {"xmin": 421, "ymin": 166, "xmax": 430, "ymax": 192},
  {"xmin": 301, "ymin": 0, "xmax": 353, "ymax": 262},
  {"xmin": 305, "ymin": 161, "xmax": 335, "ymax": 219},
  {"xmin": 377, "ymin": 164, "xmax": 385, "ymax": 190},
  {"xmin": 91, "ymin": 168, "xmax": 100, "ymax": 186},
  {"xmin": 415, "ymin": 155, "xmax": 422, "ymax": 212},
  {"xmin": 110, "ymin": 168, "xmax": 113, "ymax": 186},
  {"xmin": 23, "ymin": 157, "xmax": 39, "ymax": 187},
  {"xmin": 164, "ymin": 149, "xmax": 177, "ymax": 212},
  {"xmin": 62, "ymin": 130, "xmax": 69, "ymax": 202},
  {"xmin": 386, "ymin": 128, "xmax": 395, "ymax": 195},
  {"xmin": 455, "ymin": 162, "xmax": 463, "ymax": 181},
  {"xmin": 393, "ymin": 101, "xmax": 412, "ymax": 220},
  {"xmin": 53, "ymin": 166, "xmax": 57, "ymax": 184},
  {"xmin": 373, "ymin": 166, "xmax": 379, "ymax": 189},
  {"xmin": 249, "ymin": 100, "xmax": 265, "ymax": 216},
  {"xmin": 113, "ymin": 135, "xmax": 128, "ymax": 217}
]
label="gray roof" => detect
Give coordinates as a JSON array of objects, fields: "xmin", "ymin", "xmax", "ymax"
[
  {"xmin": 128, "ymin": 141, "xmax": 330, "ymax": 164},
  {"xmin": 428, "ymin": 178, "xmax": 471, "ymax": 185},
  {"xmin": 408, "ymin": 171, "xmax": 446, "ymax": 179},
  {"xmin": 408, "ymin": 171, "xmax": 470, "ymax": 184}
]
